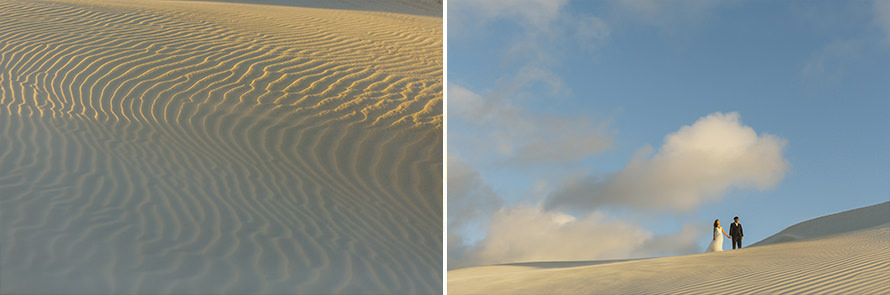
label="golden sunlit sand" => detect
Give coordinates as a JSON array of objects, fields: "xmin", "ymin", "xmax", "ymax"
[
  {"xmin": 0, "ymin": 0, "xmax": 442, "ymax": 293},
  {"xmin": 448, "ymin": 202, "xmax": 890, "ymax": 294}
]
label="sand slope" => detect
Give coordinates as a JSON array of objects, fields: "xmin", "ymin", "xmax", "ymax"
[
  {"xmin": 448, "ymin": 202, "xmax": 890, "ymax": 294},
  {"xmin": 754, "ymin": 201, "xmax": 890, "ymax": 247},
  {"xmin": 175, "ymin": 0, "xmax": 443, "ymax": 17},
  {"xmin": 0, "ymin": 0, "xmax": 442, "ymax": 294}
]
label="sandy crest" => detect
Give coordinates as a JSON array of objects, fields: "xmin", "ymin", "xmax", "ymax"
[
  {"xmin": 174, "ymin": 0, "xmax": 443, "ymax": 17},
  {"xmin": 0, "ymin": 0, "xmax": 442, "ymax": 294},
  {"xmin": 448, "ymin": 202, "xmax": 890, "ymax": 294}
]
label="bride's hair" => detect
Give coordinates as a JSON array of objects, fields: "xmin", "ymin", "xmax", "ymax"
[{"xmin": 713, "ymin": 219, "xmax": 719, "ymax": 228}]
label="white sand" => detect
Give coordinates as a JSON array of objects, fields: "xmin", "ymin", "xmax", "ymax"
[
  {"xmin": 448, "ymin": 202, "xmax": 890, "ymax": 294},
  {"xmin": 0, "ymin": 0, "xmax": 442, "ymax": 294}
]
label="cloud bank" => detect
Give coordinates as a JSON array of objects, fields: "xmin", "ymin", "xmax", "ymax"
[
  {"xmin": 450, "ymin": 205, "xmax": 649, "ymax": 268},
  {"xmin": 447, "ymin": 155, "xmax": 502, "ymax": 232},
  {"xmin": 546, "ymin": 112, "xmax": 789, "ymax": 212},
  {"xmin": 450, "ymin": 205, "xmax": 703, "ymax": 269}
]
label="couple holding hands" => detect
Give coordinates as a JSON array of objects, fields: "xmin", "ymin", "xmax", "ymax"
[{"xmin": 706, "ymin": 216, "xmax": 743, "ymax": 252}]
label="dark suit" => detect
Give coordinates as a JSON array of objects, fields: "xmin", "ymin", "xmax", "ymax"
[{"xmin": 729, "ymin": 222, "xmax": 743, "ymax": 249}]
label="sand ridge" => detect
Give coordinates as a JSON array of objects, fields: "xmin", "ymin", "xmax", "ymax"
[
  {"xmin": 0, "ymin": 0, "xmax": 442, "ymax": 294},
  {"xmin": 174, "ymin": 0, "xmax": 443, "ymax": 18}
]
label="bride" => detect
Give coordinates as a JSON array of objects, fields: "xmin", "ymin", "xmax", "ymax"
[{"xmin": 706, "ymin": 219, "xmax": 731, "ymax": 252}]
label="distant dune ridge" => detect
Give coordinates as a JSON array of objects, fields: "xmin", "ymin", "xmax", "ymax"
[
  {"xmin": 753, "ymin": 201, "xmax": 890, "ymax": 247},
  {"xmin": 175, "ymin": 0, "xmax": 443, "ymax": 17},
  {"xmin": 449, "ymin": 202, "xmax": 890, "ymax": 294},
  {"xmin": 0, "ymin": 0, "xmax": 441, "ymax": 294}
]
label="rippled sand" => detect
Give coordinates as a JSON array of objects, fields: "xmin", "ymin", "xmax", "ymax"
[
  {"xmin": 449, "ymin": 202, "xmax": 890, "ymax": 294},
  {"xmin": 0, "ymin": 0, "xmax": 442, "ymax": 294}
]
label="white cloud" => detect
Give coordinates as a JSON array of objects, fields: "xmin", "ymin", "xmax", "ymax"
[
  {"xmin": 801, "ymin": 39, "xmax": 865, "ymax": 83},
  {"xmin": 575, "ymin": 15, "xmax": 612, "ymax": 51},
  {"xmin": 449, "ymin": 83, "xmax": 613, "ymax": 165},
  {"xmin": 506, "ymin": 115, "xmax": 613, "ymax": 164},
  {"xmin": 448, "ymin": 1, "xmax": 614, "ymax": 166},
  {"xmin": 447, "ymin": 154, "xmax": 502, "ymax": 232},
  {"xmin": 449, "ymin": 205, "xmax": 705, "ymax": 269},
  {"xmin": 607, "ymin": 0, "xmax": 726, "ymax": 35},
  {"xmin": 450, "ymin": 205, "xmax": 652, "ymax": 268},
  {"xmin": 454, "ymin": 0, "xmax": 569, "ymax": 28},
  {"xmin": 546, "ymin": 112, "xmax": 789, "ymax": 212},
  {"xmin": 446, "ymin": 154, "xmax": 502, "ymax": 268},
  {"xmin": 795, "ymin": 1, "xmax": 889, "ymax": 84},
  {"xmin": 875, "ymin": 0, "xmax": 890, "ymax": 42},
  {"xmin": 450, "ymin": 0, "xmax": 610, "ymax": 64}
]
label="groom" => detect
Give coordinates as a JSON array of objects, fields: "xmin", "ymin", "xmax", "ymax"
[{"xmin": 730, "ymin": 216, "xmax": 744, "ymax": 249}]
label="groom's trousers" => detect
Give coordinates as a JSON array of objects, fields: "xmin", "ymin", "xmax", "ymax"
[{"xmin": 732, "ymin": 236, "xmax": 742, "ymax": 249}]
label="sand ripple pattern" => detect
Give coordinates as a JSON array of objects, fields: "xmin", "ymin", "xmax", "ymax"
[
  {"xmin": 449, "ymin": 227, "xmax": 890, "ymax": 295},
  {"xmin": 0, "ymin": 0, "xmax": 442, "ymax": 294}
]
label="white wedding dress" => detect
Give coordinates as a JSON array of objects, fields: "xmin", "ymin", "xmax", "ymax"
[{"xmin": 705, "ymin": 226, "xmax": 724, "ymax": 252}]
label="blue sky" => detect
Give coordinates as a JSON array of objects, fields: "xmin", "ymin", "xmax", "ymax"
[{"xmin": 447, "ymin": 0, "xmax": 889, "ymax": 268}]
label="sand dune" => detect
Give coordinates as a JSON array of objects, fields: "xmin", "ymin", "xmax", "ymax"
[
  {"xmin": 448, "ymin": 202, "xmax": 890, "ymax": 294},
  {"xmin": 754, "ymin": 201, "xmax": 890, "ymax": 247},
  {"xmin": 0, "ymin": 0, "xmax": 442, "ymax": 294},
  {"xmin": 175, "ymin": 0, "xmax": 443, "ymax": 17}
]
